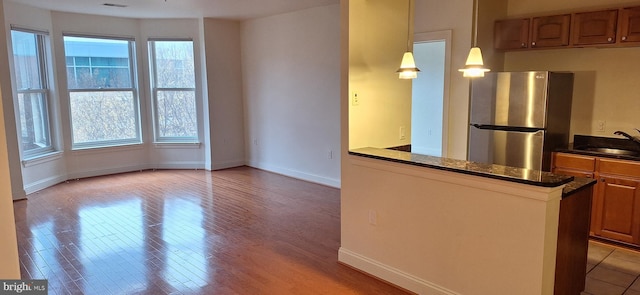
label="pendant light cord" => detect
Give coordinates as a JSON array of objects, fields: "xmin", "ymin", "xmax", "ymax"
[
  {"xmin": 406, "ymin": 0, "xmax": 411, "ymax": 51},
  {"xmin": 472, "ymin": 0, "xmax": 479, "ymax": 47}
]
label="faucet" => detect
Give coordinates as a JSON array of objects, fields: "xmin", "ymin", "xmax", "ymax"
[{"xmin": 614, "ymin": 130, "xmax": 640, "ymax": 146}]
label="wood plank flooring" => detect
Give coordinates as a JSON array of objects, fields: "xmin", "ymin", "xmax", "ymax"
[{"xmin": 13, "ymin": 167, "xmax": 412, "ymax": 295}]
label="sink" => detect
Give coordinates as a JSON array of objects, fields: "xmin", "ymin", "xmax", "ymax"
[{"xmin": 582, "ymin": 147, "xmax": 640, "ymax": 156}]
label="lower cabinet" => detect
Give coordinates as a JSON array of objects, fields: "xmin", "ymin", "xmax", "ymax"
[
  {"xmin": 553, "ymin": 152, "xmax": 640, "ymax": 247},
  {"xmin": 593, "ymin": 175, "xmax": 640, "ymax": 244}
]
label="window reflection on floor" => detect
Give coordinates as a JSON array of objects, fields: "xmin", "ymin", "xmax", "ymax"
[{"xmin": 79, "ymin": 199, "xmax": 147, "ymax": 293}]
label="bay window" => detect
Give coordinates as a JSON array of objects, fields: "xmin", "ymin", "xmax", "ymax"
[
  {"xmin": 64, "ymin": 35, "xmax": 141, "ymax": 148},
  {"xmin": 10, "ymin": 28, "xmax": 54, "ymax": 159},
  {"xmin": 148, "ymin": 39, "xmax": 198, "ymax": 142}
]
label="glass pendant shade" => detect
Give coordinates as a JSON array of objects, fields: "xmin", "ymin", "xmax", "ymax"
[
  {"xmin": 397, "ymin": 51, "xmax": 420, "ymax": 79},
  {"xmin": 458, "ymin": 47, "xmax": 490, "ymax": 77}
]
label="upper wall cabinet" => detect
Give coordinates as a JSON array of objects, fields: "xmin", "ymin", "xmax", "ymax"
[
  {"xmin": 495, "ymin": 5, "xmax": 640, "ymax": 50},
  {"xmin": 494, "ymin": 18, "xmax": 530, "ymax": 50},
  {"xmin": 619, "ymin": 6, "xmax": 640, "ymax": 44},
  {"xmin": 572, "ymin": 10, "xmax": 618, "ymax": 46},
  {"xmin": 532, "ymin": 14, "xmax": 571, "ymax": 48}
]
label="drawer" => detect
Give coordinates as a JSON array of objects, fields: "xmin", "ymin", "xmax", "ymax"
[
  {"xmin": 597, "ymin": 158, "xmax": 640, "ymax": 177},
  {"xmin": 553, "ymin": 152, "xmax": 596, "ymax": 171}
]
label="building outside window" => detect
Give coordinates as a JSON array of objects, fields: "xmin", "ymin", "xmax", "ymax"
[
  {"xmin": 64, "ymin": 35, "xmax": 141, "ymax": 149},
  {"xmin": 10, "ymin": 28, "xmax": 54, "ymax": 159},
  {"xmin": 148, "ymin": 39, "xmax": 198, "ymax": 142}
]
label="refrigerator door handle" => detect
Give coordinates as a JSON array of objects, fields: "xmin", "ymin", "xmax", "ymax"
[{"xmin": 470, "ymin": 124, "xmax": 544, "ymax": 133}]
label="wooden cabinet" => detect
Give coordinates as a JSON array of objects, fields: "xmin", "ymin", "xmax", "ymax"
[
  {"xmin": 495, "ymin": 5, "xmax": 640, "ymax": 50},
  {"xmin": 531, "ymin": 14, "xmax": 571, "ymax": 48},
  {"xmin": 494, "ymin": 15, "xmax": 570, "ymax": 50},
  {"xmin": 593, "ymin": 159, "xmax": 640, "ymax": 244},
  {"xmin": 553, "ymin": 152, "xmax": 640, "ymax": 247},
  {"xmin": 593, "ymin": 174, "xmax": 640, "ymax": 244},
  {"xmin": 619, "ymin": 6, "xmax": 640, "ymax": 44},
  {"xmin": 572, "ymin": 9, "xmax": 618, "ymax": 46},
  {"xmin": 494, "ymin": 18, "xmax": 530, "ymax": 50},
  {"xmin": 552, "ymin": 152, "xmax": 595, "ymax": 178}
]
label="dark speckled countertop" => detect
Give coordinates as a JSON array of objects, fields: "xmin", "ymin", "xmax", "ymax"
[
  {"xmin": 350, "ymin": 147, "xmax": 595, "ymax": 198},
  {"xmin": 556, "ymin": 135, "xmax": 640, "ymax": 161}
]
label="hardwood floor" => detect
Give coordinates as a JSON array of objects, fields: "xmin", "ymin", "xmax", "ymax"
[{"xmin": 13, "ymin": 167, "xmax": 412, "ymax": 295}]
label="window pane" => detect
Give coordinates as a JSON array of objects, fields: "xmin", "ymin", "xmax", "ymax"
[
  {"xmin": 11, "ymin": 31, "xmax": 43, "ymax": 90},
  {"xmin": 156, "ymin": 90, "xmax": 197, "ymax": 138},
  {"xmin": 70, "ymin": 91, "xmax": 138, "ymax": 143},
  {"xmin": 17, "ymin": 92, "xmax": 51, "ymax": 152},
  {"xmin": 153, "ymin": 41, "xmax": 195, "ymax": 88},
  {"xmin": 64, "ymin": 36, "xmax": 132, "ymax": 89}
]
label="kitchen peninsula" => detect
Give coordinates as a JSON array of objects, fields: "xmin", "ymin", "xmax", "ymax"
[{"xmin": 340, "ymin": 148, "xmax": 595, "ymax": 295}]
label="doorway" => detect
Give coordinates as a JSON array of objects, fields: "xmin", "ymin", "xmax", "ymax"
[{"xmin": 410, "ymin": 30, "xmax": 451, "ymax": 157}]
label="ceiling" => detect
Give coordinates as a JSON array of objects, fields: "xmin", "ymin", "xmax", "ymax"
[{"xmin": 8, "ymin": 0, "xmax": 339, "ymax": 20}]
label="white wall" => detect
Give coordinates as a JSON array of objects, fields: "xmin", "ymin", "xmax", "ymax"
[
  {"xmin": 203, "ymin": 18, "xmax": 246, "ymax": 170},
  {"xmin": 242, "ymin": 4, "xmax": 341, "ymax": 187},
  {"xmin": 0, "ymin": 0, "xmax": 20, "ymax": 279},
  {"xmin": 414, "ymin": 0, "xmax": 473, "ymax": 160},
  {"xmin": 2, "ymin": 3, "xmax": 222, "ymax": 193}
]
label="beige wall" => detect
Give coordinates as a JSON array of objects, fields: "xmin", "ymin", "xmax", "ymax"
[
  {"xmin": 0, "ymin": 0, "xmax": 21, "ymax": 279},
  {"xmin": 348, "ymin": 0, "xmax": 412, "ymax": 150},
  {"xmin": 504, "ymin": 0, "xmax": 640, "ymax": 138}
]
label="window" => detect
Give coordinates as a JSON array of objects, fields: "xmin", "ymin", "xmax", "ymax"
[
  {"xmin": 148, "ymin": 40, "xmax": 197, "ymax": 142},
  {"xmin": 10, "ymin": 28, "xmax": 54, "ymax": 158},
  {"xmin": 64, "ymin": 35, "xmax": 141, "ymax": 148}
]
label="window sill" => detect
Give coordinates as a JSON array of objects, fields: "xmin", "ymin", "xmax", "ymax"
[
  {"xmin": 153, "ymin": 142, "xmax": 202, "ymax": 149},
  {"xmin": 22, "ymin": 151, "xmax": 63, "ymax": 168},
  {"xmin": 71, "ymin": 143, "xmax": 144, "ymax": 154}
]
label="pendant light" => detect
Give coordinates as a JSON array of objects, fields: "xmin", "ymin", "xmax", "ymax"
[
  {"xmin": 397, "ymin": 0, "xmax": 420, "ymax": 79},
  {"xmin": 459, "ymin": 0, "xmax": 490, "ymax": 78}
]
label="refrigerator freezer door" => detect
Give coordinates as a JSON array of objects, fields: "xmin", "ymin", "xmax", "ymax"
[
  {"xmin": 468, "ymin": 127, "xmax": 545, "ymax": 171},
  {"xmin": 470, "ymin": 71, "xmax": 550, "ymax": 128}
]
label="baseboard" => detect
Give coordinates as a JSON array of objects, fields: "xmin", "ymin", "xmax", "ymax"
[
  {"xmin": 151, "ymin": 162, "xmax": 205, "ymax": 170},
  {"xmin": 338, "ymin": 247, "xmax": 459, "ymax": 295},
  {"xmin": 23, "ymin": 175, "xmax": 68, "ymax": 195},
  {"xmin": 211, "ymin": 159, "xmax": 246, "ymax": 171},
  {"xmin": 247, "ymin": 160, "xmax": 340, "ymax": 188},
  {"xmin": 66, "ymin": 164, "xmax": 151, "ymax": 180}
]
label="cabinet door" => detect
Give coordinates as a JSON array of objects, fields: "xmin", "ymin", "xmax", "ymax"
[
  {"xmin": 531, "ymin": 14, "xmax": 571, "ymax": 48},
  {"xmin": 572, "ymin": 10, "xmax": 618, "ymax": 45},
  {"xmin": 619, "ymin": 6, "xmax": 640, "ymax": 43},
  {"xmin": 592, "ymin": 175, "xmax": 640, "ymax": 245},
  {"xmin": 494, "ymin": 18, "xmax": 530, "ymax": 50}
]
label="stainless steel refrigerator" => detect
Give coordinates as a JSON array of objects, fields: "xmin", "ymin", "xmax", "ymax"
[{"xmin": 468, "ymin": 71, "xmax": 574, "ymax": 171}]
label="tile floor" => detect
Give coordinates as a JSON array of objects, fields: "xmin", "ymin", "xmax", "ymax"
[{"xmin": 584, "ymin": 241, "xmax": 640, "ymax": 295}]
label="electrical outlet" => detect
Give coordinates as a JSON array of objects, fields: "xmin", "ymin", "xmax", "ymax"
[
  {"xmin": 596, "ymin": 120, "xmax": 606, "ymax": 133},
  {"xmin": 368, "ymin": 210, "xmax": 377, "ymax": 226},
  {"xmin": 328, "ymin": 150, "xmax": 333, "ymax": 159},
  {"xmin": 399, "ymin": 126, "xmax": 406, "ymax": 140},
  {"xmin": 351, "ymin": 91, "xmax": 360, "ymax": 106}
]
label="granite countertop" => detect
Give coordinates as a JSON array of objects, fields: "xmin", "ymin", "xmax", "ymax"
[
  {"xmin": 557, "ymin": 135, "xmax": 640, "ymax": 161},
  {"xmin": 349, "ymin": 147, "xmax": 574, "ymax": 188}
]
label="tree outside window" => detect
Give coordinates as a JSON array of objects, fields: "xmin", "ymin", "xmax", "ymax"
[
  {"xmin": 64, "ymin": 35, "xmax": 141, "ymax": 148},
  {"xmin": 149, "ymin": 40, "xmax": 198, "ymax": 142},
  {"xmin": 11, "ymin": 29, "xmax": 54, "ymax": 158}
]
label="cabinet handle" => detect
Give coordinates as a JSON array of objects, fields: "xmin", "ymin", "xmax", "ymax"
[
  {"xmin": 600, "ymin": 178, "xmax": 606, "ymax": 182},
  {"xmin": 622, "ymin": 36, "xmax": 627, "ymax": 41},
  {"xmin": 531, "ymin": 41, "xmax": 536, "ymax": 47},
  {"xmin": 521, "ymin": 42, "xmax": 526, "ymax": 48},
  {"xmin": 607, "ymin": 37, "xmax": 613, "ymax": 42}
]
